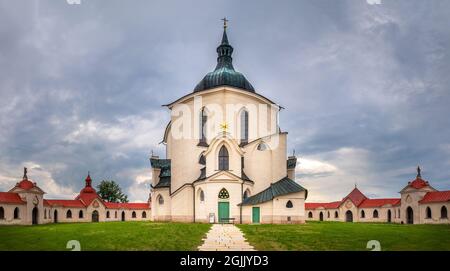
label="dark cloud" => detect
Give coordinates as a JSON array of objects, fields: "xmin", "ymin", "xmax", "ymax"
[{"xmin": 0, "ymin": 0, "xmax": 449, "ymax": 201}]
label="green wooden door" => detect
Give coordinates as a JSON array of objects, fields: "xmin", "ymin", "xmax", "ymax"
[
  {"xmin": 252, "ymin": 207, "xmax": 260, "ymax": 223},
  {"xmin": 218, "ymin": 202, "xmax": 229, "ymax": 223}
]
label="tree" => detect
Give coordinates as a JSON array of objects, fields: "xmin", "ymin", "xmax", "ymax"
[{"xmin": 97, "ymin": 180, "xmax": 129, "ymax": 203}]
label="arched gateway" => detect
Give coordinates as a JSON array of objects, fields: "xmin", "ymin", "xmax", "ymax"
[
  {"xmin": 345, "ymin": 210, "xmax": 353, "ymax": 222},
  {"xmin": 406, "ymin": 207, "xmax": 414, "ymax": 224}
]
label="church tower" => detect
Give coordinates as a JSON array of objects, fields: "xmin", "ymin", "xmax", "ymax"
[{"xmin": 150, "ymin": 20, "xmax": 307, "ymax": 224}]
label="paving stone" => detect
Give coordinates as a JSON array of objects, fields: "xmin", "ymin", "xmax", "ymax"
[{"xmin": 198, "ymin": 224, "xmax": 255, "ymax": 251}]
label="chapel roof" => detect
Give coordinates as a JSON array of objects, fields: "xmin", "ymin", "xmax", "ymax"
[
  {"xmin": 239, "ymin": 177, "xmax": 308, "ymax": 206},
  {"xmin": 340, "ymin": 187, "xmax": 368, "ymax": 207},
  {"xmin": 150, "ymin": 157, "xmax": 171, "ymax": 189},
  {"xmin": 194, "ymin": 22, "xmax": 255, "ymax": 93},
  {"xmin": 407, "ymin": 166, "xmax": 430, "ymax": 189},
  {"xmin": 14, "ymin": 167, "xmax": 38, "ymax": 191}
]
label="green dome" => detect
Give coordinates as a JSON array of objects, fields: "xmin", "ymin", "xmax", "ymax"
[{"xmin": 194, "ymin": 29, "xmax": 255, "ymax": 92}]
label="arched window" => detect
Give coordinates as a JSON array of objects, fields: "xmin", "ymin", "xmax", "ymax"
[
  {"xmin": 361, "ymin": 210, "xmax": 365, "ymax": 218},
  {"xmin": 132, "ymin": 211, "xmax": 136, "ymax": 218},
  {"xmin": 79, "ymin": 210, "xmax": 84, "ymax": 219},
  {"xmin": 218, "ymin": 146, "xmax": 229, "ymax": 170},
  {"xmin": 286, "ymin": 200, "xmax": 293, "ymax": 208},
  {"xmin": 115, "ymin": 211, "xmax": 118, "ymax": 218},
  {"xmin": 308, "ymin": 212, "xmax": 313, "ymax": 218},
  {"xmin": 0, "ymin": 207, "xmax": 4, "ymax": 219},
  {"xmin": 373, "ymin": 210, "xmax": 379, "ymax": 218},
  {"xmin": 243, "ymin": 189, "xmax": 250, "ymax": 200},
  {"xmin": 441, "ymin": 206, "xmax": 448, "ymax": 219},
  {"xmin": 199, "ymin": 107, "xmax": 208, "ymax": 144},
  {"xmin": 257, "ymin": 142, "xmax": 268, "ymax": 151},
  {"xmin": 199, "ymin": 189, "xmax": 205, "ymax": 202},
  {"xmin": 334, "ymin": 211, "xmax": 338, "ymax": 218},
  {"xmin": 158, "ymin": 195, "xmax": 164, "ymax": 205},
  {"xmin": 13, "ymin": 207, "xmax": 19, "ymax": 219},
  {"xmin": 106, "ymin": 211, "xmax": 110, "ymax": 218},
  {"xmin": 44, "ymin": 209, "xmax": 47, "ymax": 219},
  {"xmin": 142, "ymin": 211, "xmax": 147, "ymax": 218},
  {"xmin": 240, "ymin": 110, "xmax": 249, "ymax": 145},
  {"xmin": 218, "ymin": 188, "xmax": 230, "ymax": 199},
  {"xmin": 66, "ymin": 210, "xmax": 72, "ymax": 219},
  {"xmin": 398, "ymin": 209, "xmax": 401, "ymax": 218},
  {"xmin": 426, "ymin": 207, "xmax": 432, "ymax": 219},
  {"xmin": 327, "ymin": 211, "xmax": 330, "ymax": 218}
]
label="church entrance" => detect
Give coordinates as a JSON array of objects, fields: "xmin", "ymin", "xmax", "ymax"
[
  {"xmin": 319, "ymin": 212, "xmax": 324, "ymax": 221},
  {"xmin": 387, "ymin": 210, "xmax": 392, "ymax": 223},
  {"xmin": 218, "ymin": 202, "xmax": 229, "ymax": 223},
  {"xmin": 92, "ymin": 210, "xmax": 99, "ymax": 222},
  {"xmin": 406, "ymin": 207, "xmax": 414, "ymax": 224},
  {"xmin": 54, "ymin": 210, "xmax": 58, "ymax": 223},
  {"xmin": 345, "ymin": 210, "xmax": 353, "ymax": 222},
  {"xmin": 32, "ymin": 207, "xmax": 38, "ymax": 225},
  {"xmin": 121, "ymin": 211, "xmax": 125, "ymax": 221},
  {"xmin": 252, "ymin": 207, "xmax": 260, "ymax": 223}
]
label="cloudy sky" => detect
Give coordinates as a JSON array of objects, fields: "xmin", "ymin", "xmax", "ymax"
[{"xmin": 0, "ymin": 0, "xmax": 449, "ymax": 202}]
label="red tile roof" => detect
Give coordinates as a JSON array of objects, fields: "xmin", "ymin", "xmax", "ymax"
[
  {"xmin": 408, "ymin": 177, "xmax": 430, "ymax": 189},
  {"xmin": 45, "ymin": 199, "xmax": 86, "ymax": 208},
  {"xmin": 16, "ymin": 179, "xmax": 35, "ymax": 190},
  {"xmin": 419, "ymin": 191, "xmax": 450, "ymax": 203},
  {"xmin": 305, "ymin": 203, "xmax": 325, "ymax": 209},
  {"xmin": 104, "ymin": 202, "xmax": 150, "ymax": 210},
  {"xmin": 305, "ymin": 201, "xmax": 341, "ymax": 210},
  {"xmin": 359, "ymin": 198, "xmax": 401, "ymax": 208},
  {"xmin": 340, "ymin": 187, "xmax": 367, "ymax": 207},
  {"xmin": 76, "ymin": 193, "xmax": 102, "ymax": 206},
  {"xmin": 0, "ymin": 192, "xmax": 26, "ymax": 204},
  {"xmin": 324, "ymin": 201, "xmax": 342, "ymax": 208}
]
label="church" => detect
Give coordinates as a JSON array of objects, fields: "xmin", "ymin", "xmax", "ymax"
[
  {"xmin": 149, "ymin": 21, "xmax": 308, "ymax": 224},
  {"xmin": 306, "ymin": 167, "xmax": 450, "ymax": 224}
]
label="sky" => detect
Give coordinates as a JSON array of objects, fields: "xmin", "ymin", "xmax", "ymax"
[{"xmin": 0, "ymin": 0, "xmax": 449, "ymax": 202}]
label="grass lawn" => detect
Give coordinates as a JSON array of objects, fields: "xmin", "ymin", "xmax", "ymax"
[
  {"xmin": 0, "ymin": 221, "xmax": 211, "ymax": 251},
  {"xmin": 238, "ymin": 221, "xmax": 450, "ymax": 251}
]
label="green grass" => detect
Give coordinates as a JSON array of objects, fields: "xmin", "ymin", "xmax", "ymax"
[
  {"xmin": 0, "ymin": 221, "xmax": 211, "ymax": 251},
  {"xmin": 237, "ymin": 221, "xmax": 450, "ymax": 251},
  {"xmin": 2, "ymin": 221, "xmax": 449, "ymax": 251}
]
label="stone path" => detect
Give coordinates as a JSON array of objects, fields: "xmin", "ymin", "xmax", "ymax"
[{"xmin": 198, "ymin": 224, "xmax": 256, "ymax": 251}]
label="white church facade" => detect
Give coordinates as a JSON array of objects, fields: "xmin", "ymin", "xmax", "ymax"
[{"xmin": 150, "ymin": 24, "xmax": 308, "ymax": 224}]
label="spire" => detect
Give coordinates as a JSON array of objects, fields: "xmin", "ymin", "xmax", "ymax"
[
  {"xmin": 85, "ymin": 172, "xmax": 92, "ymax": 187},
  {"xmin": 215, "ymin": 17, "xmax": 234, "ymax": 70},
  {"xmin": 221, "ymin": 17, "xmax": 229, "ymax": 45},
  {"xmin": 23, "ymin": 167, "xmax": 28, "ymax": 180},
  {"xmin": 417, "ymin": 166, "xmax": 421, "ymax": 178},
  {"xmin": 193, "ymin": 18, "xmax": 255, "ymax": 92}
]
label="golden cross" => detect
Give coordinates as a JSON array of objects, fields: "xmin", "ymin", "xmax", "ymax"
[
  {"xmin": 221, "ymin": 17, "xmax": 228, "ymax": 29},
  {"xmin": 220, "ymin": 122, "xmax": 228, "ymax": 132}
]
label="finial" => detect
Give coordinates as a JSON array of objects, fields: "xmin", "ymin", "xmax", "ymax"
[
  {"xmin": 355, "ymin": 182, "xmax": 357, "ymax": 189},
  {"xmin": 23, "ymin": 167, "xmax": 28, "ymax": 180},
  {"xmin": 417, "ymin": 165, "xmax": 421, "ymax": 178},
  {"xmin": 221, "ymin": 17, "xmax": 229, "ymax": 29},
  {"xmin": 151, "ymin": 149, "xmax": 154, "ymax": 157},
  {"xmin": 292, "ymin": 149, "xmax": 296, "ymax": 157}
]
